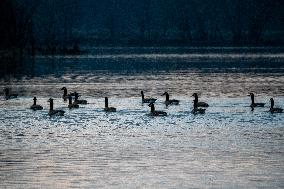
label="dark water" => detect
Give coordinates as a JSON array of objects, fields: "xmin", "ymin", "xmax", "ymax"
[{"xmin": 0, "ymin": 47, "xmax": 284, "ymax": 188}]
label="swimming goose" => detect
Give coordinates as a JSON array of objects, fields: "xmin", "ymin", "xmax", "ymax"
[
  {"xmin": 192, "ymin": 93, "xmax": 209, "ymax": 107},
  {"xmin": 141, "ymin": 91, "xmax": 157, "ymax": 103},
  {"xmin": 269, "ymin": 98, "xmax": 283, "ymax": 113},
  {"xmin": 68, "ymin": 95, "xmax": 79, "ymax": 109},
  {"xmin": 61, "ymin": 87, "xmax": 75, "ymax": 101},
  {"xmin": 192, "ymin": 99, "xmax": 206, "ymax": 114},
  {"xmin": 104, "ymin": 97, "xmax": 116, "ymax": 112},
  {"xmin": 248, "ymin": 93, "xmax": 265, "ymax": 107},
  {"xmin": 30, "ymin": 97, "xmax": 43, "ymax": 110},
  {"xmin": 74, "ymin": 92, "xmax": 87, "ymax": 104},
  {"xmin": 4, "ymin": 88, "xmax": 18, "ymax": 100},
  {"xmin": 148, "ymin": 103, "xmax": 167, "ymax": 116},
  {"xmin": 162, "ymin": 92, "xmax": 179, "ymax": 105},
  {"xmin": 48, "ymin": 98, "xmax": 65, "ymax": 116}
]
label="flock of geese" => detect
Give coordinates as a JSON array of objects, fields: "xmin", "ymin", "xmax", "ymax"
[{"xmin": 3, "ymin": 87, "xmax": 284, "ymax": 117}]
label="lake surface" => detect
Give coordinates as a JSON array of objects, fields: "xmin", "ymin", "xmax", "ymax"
[{"xmin": 0, "ymin": 47, "xmax": 284, "ymax": 188}]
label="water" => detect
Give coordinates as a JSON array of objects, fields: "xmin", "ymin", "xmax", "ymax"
[{"xmin": 0, "ymin": 47, "xmax": 284, "ymax": 188}]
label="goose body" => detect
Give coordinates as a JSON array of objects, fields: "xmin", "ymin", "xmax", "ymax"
[
  {"xmin": 49, "ymin": 109, "xmax": 65, "ymax": 116},
  {"xmin": 104, "ymin": 97, "xmax": 116, "ymax": 112},
  {"xmin": 150, "ymin": 111, "xmax": 167, "ymax": 116},
  {"xmin": 249, "ymin": 93, "xmax": 265, "ymax": 107},
  {"xmin": 68, "ymin": 96, "xmax": 79, "ymax": 109},
  {"xmin": 192, "ymin": 99, "xmax": 206, "ymax": 114},
  {"xmin": 197, "ymin": 102, "xmax": 209, "ymax": 107},
  {"xmin": 162, "ymin": 92, "xmax": 179, "ymax": 105},
  {"xmin": 148, "ymin": 103, "xmax": 167, "ymax": 116},
  {"xmin": 141, "ymin": 91, "xmax": 157, "ymax": 103},
  {"xmin": 75, "ymin": 99, "xmax": 87, "ymax": 104},
  {"xmin": 104, "ymin": 107, "xmax": 116, "ymax": 112},
  {"xmin": 31, "ymin": 105, "xmax": 43, "ymax": 111},
  {"xmin": 192, "ymin": 93, "xmax": 209, "ymax": 107},
  {"xmin": 165, "ymin": 99, "xmax": 179, "ymax": 106},
  {"xmin": 4, "ymin": 88, "xmax": 18, "ymax": 100},
  {"xmin": 48, "ymin": 98, "xmax": 65, "ymax": 116},
  {"xmin": 74, "ymin": 92, "xmax": 87, "ymax": 104},
  {"xmin": 30, "ymin": 97, "xmax": 43, "ymax": 110},
  {"xmin": 251, "ymin": 103, "xmax": 265, "ymax": 107},
  {"xmin": 191, "ymin": 108, "xmax": 206, "ymax": 114},
  {"xmin": 269, "ymin": 98, "xmax": 283, "ymax": 113},
  {"xmin": 270, "ymin": 108, "xmax": 283, "ymax": 113}
]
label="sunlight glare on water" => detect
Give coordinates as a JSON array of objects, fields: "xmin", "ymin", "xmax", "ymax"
[{"xmin": 0, "ymin": 48, "xmax": 284, "ymax": 188}]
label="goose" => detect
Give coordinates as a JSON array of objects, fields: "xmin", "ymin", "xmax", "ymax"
[
  {"xmin": 248, "ymin": 93, "xmax": 265, "ymax": 107},
  {"xmin": 192, "ymin": 99, "xmax": 206, "ymax": 114},
  {"xmin": 48, "ymin": 98, "xmax": 65, "ymax": 116},
  {"xmin": 30, "ymin": 97, "xmax": 43, "ymax": 110},
  {"xmin": 162, "ymin": 92, "xmax": 179, "ymax": 105},
  {"xmin": 141, "ymin": 91, "xmax": 157, "ymax": 103},
  {"xmin": 68, "ymin": 95, "xmax": 79, "ymax": 109},
  {"xmin": 269, "ymin": 98, "xmax": 283, "ymax": 113},
  {"xmin": 192, "ymin": 93, "xmax": 209, "ymax": 107},
  {"xmin": 148, "ymin": 103, "xmax": 167, "ymax": 116},
  {"xmin": 74, "ymin": 92, "xmax": 87, "ymax": 104},
  {"xmin": 4, "ymin": 88, "xmax": 18, "ymax": 100},
  {"xmin": 104, "ymin": 97, "xmax": 116, "ymax": 112},
  {"xmin": 61, "ymin": 87, "xmax": 75, "ymax": 101}
]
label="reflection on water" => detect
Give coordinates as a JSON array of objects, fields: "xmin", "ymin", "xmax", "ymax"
[
  {"xmin": 0, "ymin": 47, "xmax": 284, "ymax": 188},
  {"xmin": 1, "ymin": 71, "xmax": 284, "ymax": 98},
  {"xmin": 0, "ymin": 97, "xmax": 283, "ymax": 188},
  {"xmin": 1, "ymin": 47, "xmax": 284, "ymax": 78}
]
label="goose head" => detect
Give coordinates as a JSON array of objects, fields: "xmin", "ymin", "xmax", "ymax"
[
  {"xmin": 148, "ymin": 102, "xmax": 155, "ymax": 112},
  {"xmin": 105, "ymin": 97, "xmax": 109, "ymax": 107},
  {"xmin": 248, "ymin": 93, "xmax": 254, "ymax": 97},
  {"xmin": 270, "ymin": 98, "xmax": 274, "ymax": 108},
  {"xmin": 192, "ymin": 93, "xmax": 198, "ymax": 97},
  {"xmin": 148, "ymin": 102, "xmax": 154, "ymax": 107},
  {"xmin": 33, "ymin": 97, "xmax": 37, "ymax": 105},
  {"xmin": 74, "ymin": 92, "xmax": 80, "ymax": 97},
  {"xmin": 161, "ymin": 92, "xmax": 168, "ymax": 96}
]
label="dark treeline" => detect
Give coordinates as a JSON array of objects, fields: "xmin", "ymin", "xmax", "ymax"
[{"xmin": 0, "ymin": 0, "xmax": 283, "ymax": 54}]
